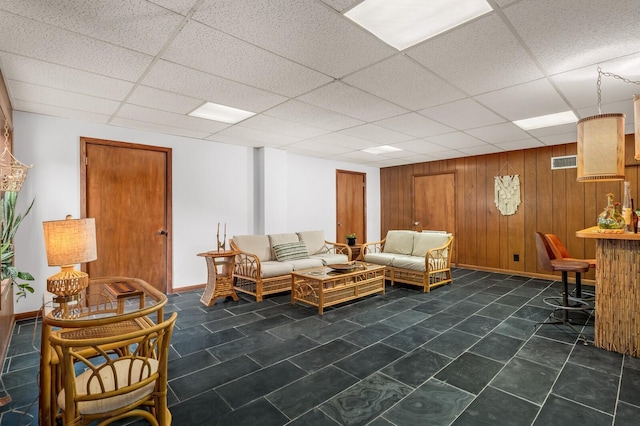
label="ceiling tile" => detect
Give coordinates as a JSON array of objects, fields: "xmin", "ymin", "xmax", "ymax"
[
  {"xmin": 8, "ymin": 80, "xmax": 120, "ymax": 115},
  {"xmin": 375, "ymin": 113, "xmax": 453, "ymax": 138},
  {"xmin": 427, "ymin": 150, "xmax": 466, "ymax": 160},
  {"xmin": 283, "ymin": 138, "xmax": 353, "ymax": 155},
  {"xmin": 426, "ymin": 132, "xmax": 487, "ymax": 149},
  {"xmin": 459, "ymin": 145, "xmax": 504, "ymax": 156},
  {"xmin": 213, "ymin": 125, "xmax": 299, "ymax": 147},
  {"xmin": 527, "ymin": 123, "xmax": 577, "ymax": 138},
  {"xmin": 0, "ymin": 10, "xmax": 152, "ymax": 81},
  {"xmin": 1, "ymin": 0, "xmax": 184, "ymax": 55},
  {"xmin": 475, "ymin": 79, "xmax": 570, "ymax": 121},
  {"xmin": 239, "ymin": 115, "xmax": 329, "ymax": 140},
  {"xmin": 298, "ymin": 132, "xmax": 374, "ymax": 150},
  {"xmin": 0, "ymin": 53, "xmax": 133, "ymax": 101},
  {"xmin": 390, "ymin": 139, "xmax": 452, "ymax": 155},
  {"xmin": 163, "ymin": 21, "xmax": 332, "ymax": 97},
  {"xmin": 111, "ymin": 116, "xmax": 211, "ymax": 139},
  {"xmin": 116, "ymin": 104, "xmax": 230, "ymax": 134},
  {"xmin": 142, "ymin": 60, "xmax": 287, "ymax": 113},
  {"xmin": 419, "ymin": 98, "xmax": 506, "ymax": 130},
  {"xmin": 495, "ymin": 138, "xmax": 545, "ymax": 151},
  {"xmin": 148, "ymin": 0, "xmax": 200, "ymax": 15},
  {"xmin": 408, "ymin": 13, "xmax": 543, "ymax": 95},
  {"xmin": 12, "ymin": 99, "xmax": 111, "ymax": 124},
  {"xmin": 342, "ymin": 55, "xmax": 465, "ymax": 110},
  {"xmin": 504, "ymin": 0, "xmax": 640, "ymax": 74},
  {"xmin": 538, "ymin": 132, "xmax": 579, "ymax": 146},
  {"xmin": 297, "ymin": 82, "xmax": 408, "ymax": 122},
  {"xmin": 466, "ymin": 123, "xmax": 530, "ymax": 143},
  {"xmin": 206, "ymin": 132, "xmax": 267, "ymax": 148},
  {"xmin": 319, "ymin": 0, "xmax": 360, "ymax": 13},
  {"xmin": 264, "ymin": 99, "xmax": 363, "ymax": 131},
  {"xmin": 127, "ymin": 85, "xmax": 203, "ymax": 114},
  {"xmin": 339, "ymin": 123, "xmax": 414, "ymax": 145},
  {"xmin": 192, "ymin": 0, "xmax": 395, "ymax": 78}
]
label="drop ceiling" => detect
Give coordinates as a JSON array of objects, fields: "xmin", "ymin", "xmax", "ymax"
[{"xmin": 0, "ymin": 0, "xmax": 638, "ymax": 168}]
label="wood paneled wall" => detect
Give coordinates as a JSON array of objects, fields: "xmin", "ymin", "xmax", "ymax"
[{"xmin": 381, "ymin": 134, "xmax": 638, "ymax": 280}]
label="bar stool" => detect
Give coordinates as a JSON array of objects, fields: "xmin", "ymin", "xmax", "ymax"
[
  {"xmin": 535, "ymin": 232, "xmax": 591, "ymax": 341},
  {"xmin": 545, "ymin": 233, "xmax": 595, "ymax": 299}
]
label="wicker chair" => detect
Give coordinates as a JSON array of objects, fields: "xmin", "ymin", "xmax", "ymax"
[{"xmin": 49, "ymin": 312, "xmax": 177, "ymax": 426}]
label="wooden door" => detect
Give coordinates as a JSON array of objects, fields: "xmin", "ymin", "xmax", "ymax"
[
  {"xmin": 414, "ymin": 173, "xmax": 456, "ymax": 253},
  {"xmin": 81, "ymin": 138, "xmax": 172, "ymax": 293},
  {"xmin": 336, "ymin": 170, "xmax": 366, "ymax": 244}
]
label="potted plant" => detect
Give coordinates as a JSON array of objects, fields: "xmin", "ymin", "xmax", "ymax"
[
  {"xmin": 345, "ymin": 233, "xmax": 357, "ymax": 246},
  {"xmin": 1, "ymin": 190, "xmax": 35, "ymax": 301}
]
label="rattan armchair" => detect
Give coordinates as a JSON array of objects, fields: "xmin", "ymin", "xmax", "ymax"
[{"xmin": 49, "ymin": 312, "xmax": 177, "ymax": 426}]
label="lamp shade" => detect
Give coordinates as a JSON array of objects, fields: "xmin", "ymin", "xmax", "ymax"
[
  {"xmin": 43, "ymin": 216, "xmax": 97, "ymax": 266},
  {"xmin": 576, "ymin": 113, "xmax": 625, "ymax": 182}
]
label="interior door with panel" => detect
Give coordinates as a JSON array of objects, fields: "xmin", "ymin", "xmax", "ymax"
[
  {"xmin": 81, "ymin": 138, "xmax": 172, "ymax": 293},
  {"xmin": 336, "ymin": 170, "xmax": 366, "ymax": 245}
]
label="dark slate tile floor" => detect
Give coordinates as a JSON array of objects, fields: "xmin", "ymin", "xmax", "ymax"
[{"xmin": 2, "ymin": 267, "xmax": 640, "ymax": 425}]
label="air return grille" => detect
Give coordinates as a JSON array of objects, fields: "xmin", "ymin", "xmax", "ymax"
[{"xmin": 551, "ymin": 155, "xmax": 577, "ymax": 170}]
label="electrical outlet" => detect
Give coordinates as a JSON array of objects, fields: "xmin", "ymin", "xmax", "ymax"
[{"xmin": 513, "ymin": 254, "xmax": 520, "ymax": 262}]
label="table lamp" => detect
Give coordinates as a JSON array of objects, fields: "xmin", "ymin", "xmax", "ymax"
[{"xmin": 43, "ymin": 215, "xmax": 97, "ymax": 303}]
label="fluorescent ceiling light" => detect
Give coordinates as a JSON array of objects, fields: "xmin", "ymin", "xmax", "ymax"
[
  {"xmin": 345, "ymin": 0, "xmax": 493, "ymax": 50},
  {"xmin": 513, "ymin": 111, "xmax": 578, "ymax": 131},
  {"xmin": 188, "ymin": 102, "xmax": 256, "ymax": 124},
  {"xmin": 362, "ymin": 145, "xmax": 403, "ymax": 154}
]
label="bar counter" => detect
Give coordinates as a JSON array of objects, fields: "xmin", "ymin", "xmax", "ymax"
[{"xmin": 576, "ymin": 226, "xmax": 640, "ymax": 356}]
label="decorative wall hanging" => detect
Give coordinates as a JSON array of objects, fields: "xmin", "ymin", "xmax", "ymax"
[{"xmin": 494, "ymin": 162, "xmax": 521, "ymax": 216}]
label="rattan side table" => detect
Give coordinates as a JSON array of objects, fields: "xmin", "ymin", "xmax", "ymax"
[{"xmin": 198, "ymin": 250, "xmax": 239, "ymax": 306}]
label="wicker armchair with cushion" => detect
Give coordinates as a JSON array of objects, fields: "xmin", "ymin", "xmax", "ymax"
[{"xmin": 362, "ymin": 230, "xmax": 453, "ymax": 292}]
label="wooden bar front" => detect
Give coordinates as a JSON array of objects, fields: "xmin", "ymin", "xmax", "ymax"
[{"xmin": 576, "ymin": 227, "xmax": 640, "ymax": 356}]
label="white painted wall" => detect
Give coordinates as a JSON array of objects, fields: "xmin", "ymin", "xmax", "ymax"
[{"xmin": 11, "ymin": 111, "xmax": 380, "ymax": 314}]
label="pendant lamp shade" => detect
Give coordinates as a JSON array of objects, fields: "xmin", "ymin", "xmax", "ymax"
[{"xmin": 576, "ymin": 113, "xmax": 625, "ymax": 182}]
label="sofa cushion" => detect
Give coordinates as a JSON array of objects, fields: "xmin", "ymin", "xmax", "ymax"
[
  {"xmin": 232, "ymin": 235, "xmax": 273, "ymax": 261},
  {"xmin": 273, "ymin": 241, "xmax": 310, "ymax": 261},
  {"xmin": 364, "ymin": 252, "xmax": 395, "ymax": 266},
  {"xmin": 391, "ymin": 254, "xmax": 426, "ymax": 271},
  {"xmin": 310, "ymin": 253, "xmax": 349, "ymax": 265},
  {"xmin": 411, "ymin": 233, "xmax": 451, "ymax": 257},
  {"xmin": 288, "ymin": 258, "xmax": 324, "ymax": 270},
  {"xmin": 383, "ymin": 230, "xmax": 416, "ymax": 255},
  {"xmin": 260, "ymin": 261, "xmax": 294, "ymax": 278},
  {"xmin": 297, "ymin": 230, "xmax": 326, "ymax": 255}
]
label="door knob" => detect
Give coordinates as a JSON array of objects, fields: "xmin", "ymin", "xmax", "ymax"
[
  {"xmin": 337, "ymin": 223, "xmax": 342, "ymax": 226},
  {"xmin": 158, "ymin": 230, "xmax": 168, "ymax": 236},
  {"xmin": 414, "ymin": 221, "xmax": 419, "ymax": 226}
]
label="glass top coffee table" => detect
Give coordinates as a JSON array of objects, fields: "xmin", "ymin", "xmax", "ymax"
[{"xmin": 291, "ymin": 262, "xmax": 386, "ymax": 315}]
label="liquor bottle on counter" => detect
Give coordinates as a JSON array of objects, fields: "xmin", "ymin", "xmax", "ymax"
[
  {"xmin": 623, "ymin": 181, "xmax": 632, "ymax": 232},
  {"xmin": 633, "ymin": 198, "xmax": 639, "ymax": 233}
]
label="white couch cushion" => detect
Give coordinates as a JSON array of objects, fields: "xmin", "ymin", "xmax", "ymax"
[
  {"xmin": 364, "ymin": 252, "xmax": 395, "ymax": 266},
  {"xmin": 391, "ymin": 254, "xmax": 426, "ymax": 271},
  {"xmin": 297, "ymin": 230, "xmax": 326, "ymax": 255},
  {"xmin": 273, "ymin": 241, "xmax": 309, "ymax": 261},
  {"xmin": 310, "ymin": 253, "xmax": 349, "ymax": 265},
  {"xmin": 288, "ymin": 258, "xmax": 324, "ymax": 270},
  {"xmin": 260, "ymin": 261, "xmax": 294, "ymax": 278},
  {"xmin": 233, "ymin": 235, "xmax": 273, "ymax": 261},
  {"xmin": 411, "ymin": 233, "xmax": 451, "ymax": 257},
  {"xmin": 383, "ymin": 230, "xmax": 416, "ymax": 255}
]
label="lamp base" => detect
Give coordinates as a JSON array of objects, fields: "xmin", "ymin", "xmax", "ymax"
[{"xmin": 46, "ymin": 266, "xmax": 89, "ymax": 298}]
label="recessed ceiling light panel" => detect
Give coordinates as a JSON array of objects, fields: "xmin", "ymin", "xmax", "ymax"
[
  {"xmin": 188, "ymin": 102, "xmax": 256, "ymax": 124},
  {"xmin": 513, "ymin": 111, "xmax": 578, "ymax": 131},
  {"xmin": 362, "ymin": 145, "xmax": 403, "ymax": 154},
  {"xmin": 345, "ymin": 0, "xmax": 493, "ymax": 50}
]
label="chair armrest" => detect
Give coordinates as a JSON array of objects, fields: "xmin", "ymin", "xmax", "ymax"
[
  {"xmin": 324, "ymin": 240, "xmax": 352, "ymax": 259},
  {"xmin": 362, "ymin": 238, "xmax": 386, "ymax": 256},
  {"xmin": 229, "ymin": 240, "xmax": 262, "ymax": 278},
  {"xmin": 425, "ymin": 236, "xmax": 454, "ymax": 269}
]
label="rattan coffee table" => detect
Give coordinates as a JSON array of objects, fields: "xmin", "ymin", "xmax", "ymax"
[{"xmin": 291, "ymin": 262, "xmax": 386, "ymax": 315}]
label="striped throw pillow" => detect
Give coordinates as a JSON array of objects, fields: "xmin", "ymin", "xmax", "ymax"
[{"xmin": 273, "ymin": 241, "xmax": 309, "ymax": 261}]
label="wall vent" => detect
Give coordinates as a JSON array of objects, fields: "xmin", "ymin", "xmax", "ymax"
[{"xmin": 551, "ymin": 155, "xmax": 577, "ymax": 170}]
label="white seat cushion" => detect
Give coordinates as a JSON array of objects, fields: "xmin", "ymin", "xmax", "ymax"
[
  {"xmin": 297, "ymin": 230, "xmax": 326, "ymax": 255},
  {"xmin": 391, "ymin": 254, "xmax": 426, "ymax": 271},
  {"xmin": 383, "ymin": 230, "xmax": 416, "ymax": 255},
  {"xmin": 259, "ymin": 261, "xmax": 294, "ymax": 278},
  {"xmin": 364, "ymin": 252, "xmax": 395, "ymax": 266},
  {"xmin": 310, "ymin": 253, "xmax": 349, "ymax": 265},
  {"xmin": 233, "ymin": 235, "xmax": 273, "ymax": 261},
  {"xmin": 288, "ymin": 258, "xmax": 324, "ymax": 270},
  {"xmin": 411, "ymin": 233, "xmax": 451, "ymax": 257},
  {"xmin": 58, "ymin": 358, "xmax": 158, "ymax": 415}
]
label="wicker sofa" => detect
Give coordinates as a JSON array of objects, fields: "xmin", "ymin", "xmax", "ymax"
[
  {"xmin": 230, "ymin": 230, "xmax": 351, "ymax": 301},
  {"xmin": 361, "ymin": 230, "xmax": 454, "ymax": 292}
]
